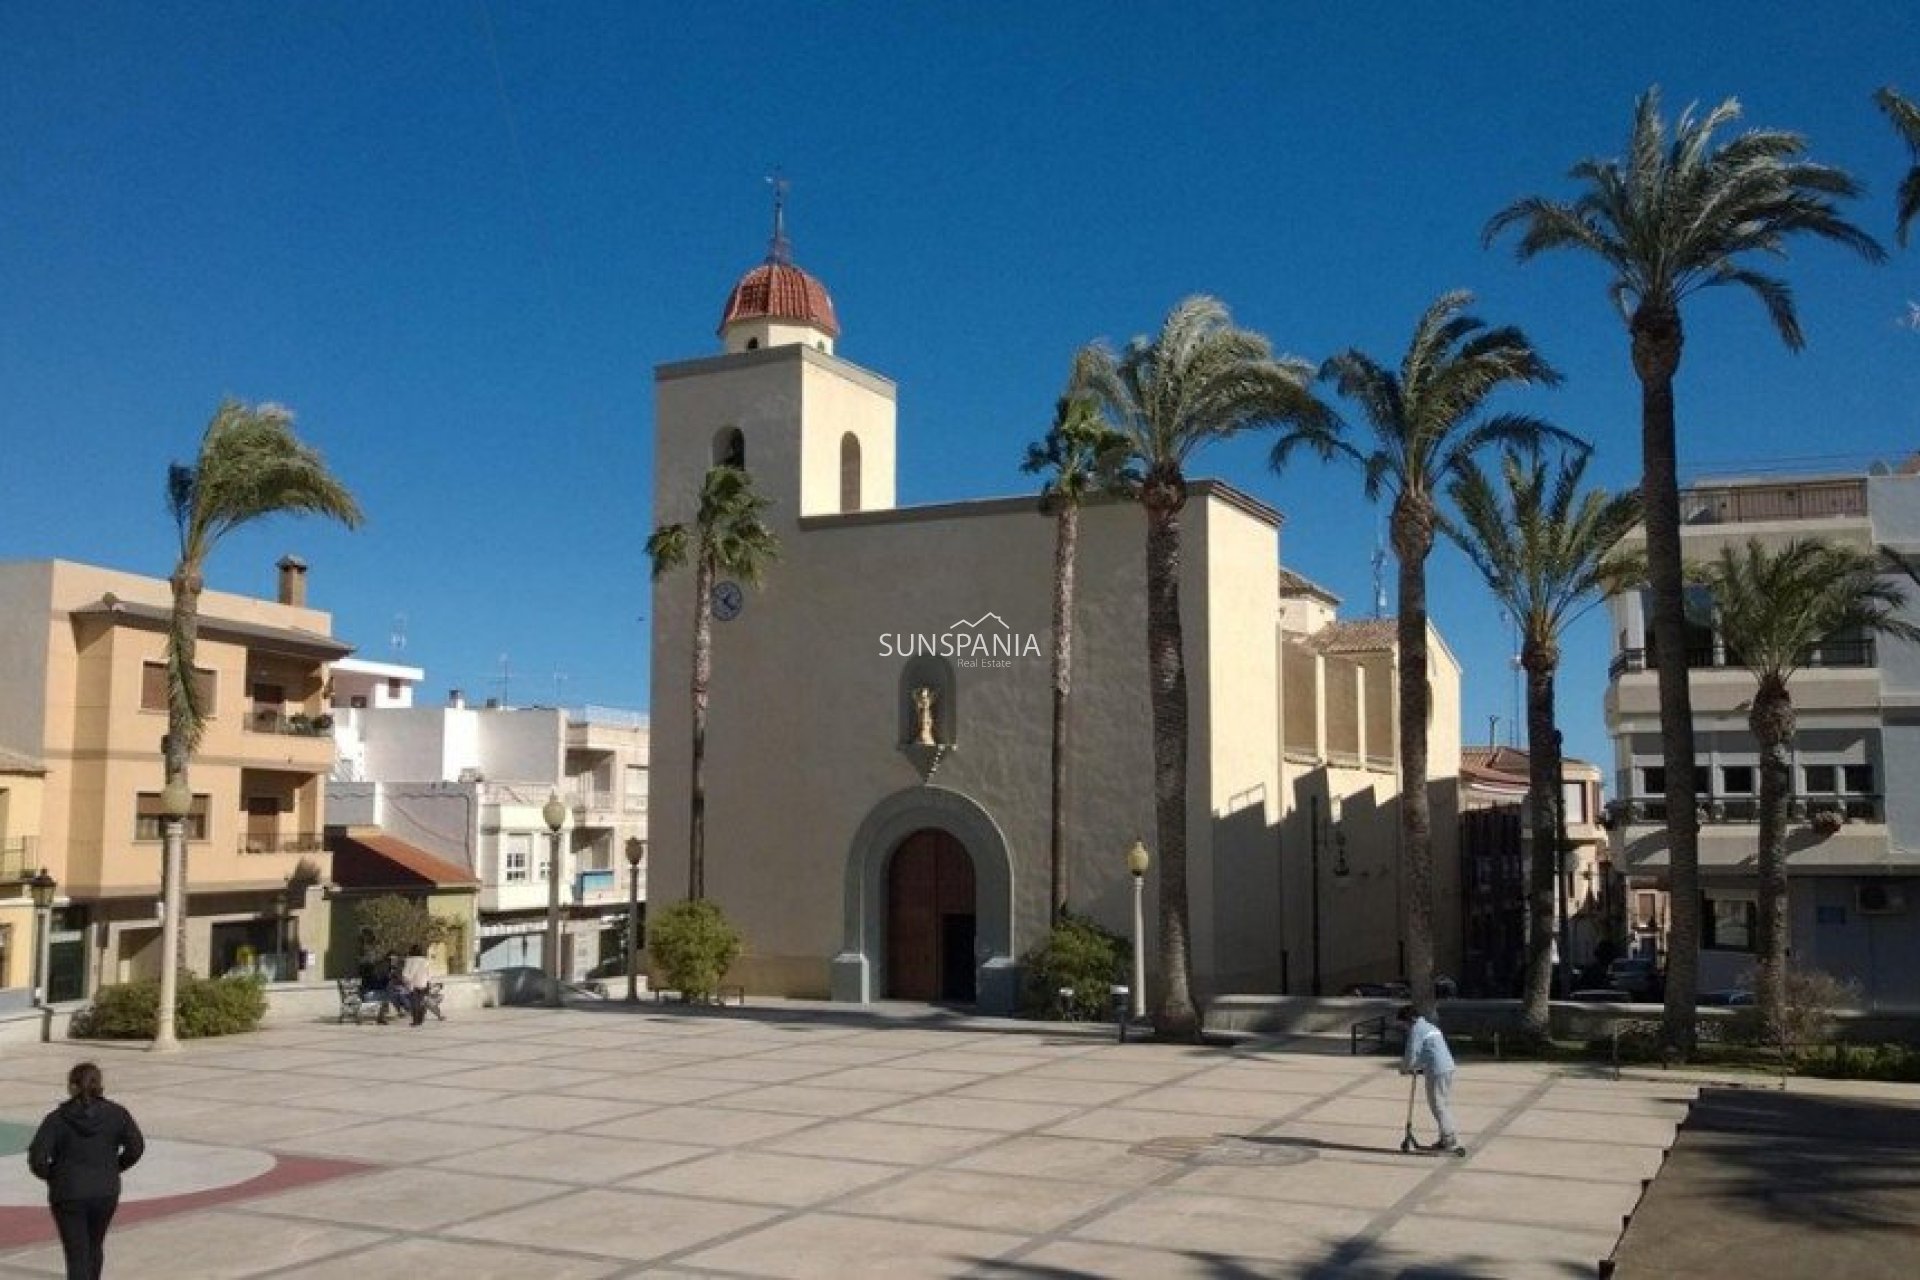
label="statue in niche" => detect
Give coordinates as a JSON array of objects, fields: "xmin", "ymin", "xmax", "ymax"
[{"xmin": 911, "ymin": 685, "xmax": 938, "ymax": 745}]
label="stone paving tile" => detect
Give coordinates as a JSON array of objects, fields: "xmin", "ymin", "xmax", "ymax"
[
  {"xmin": 1121, "ymin": 1084, "xmax": 1315, "ymax": 1120},
  {"xmin": 1040, "ymin": 1105, "xmax": 1244, "ymax": 1144},
  {"xmin": 1031, "ymin": 1054, "xmax": 1206, "ymax": 1085},
  {"xmin": 267, "ymin": 1235, "xmax": 624, "ymax": 1280},
  {"xmin": 406, "ymin": 1037, "xmax": 582, "ymax": 1064},
  {"xmin": 1374, "ymin": 1211, "xmax": 1620, "ymax": 1278},
  {"xmin": 0, "ymin": 1212, "xmax": 385, "ymax": 1279},
  {"xmin": 1501, "ymin": 1106, "xmax": 1685, "ymax": 1146},
  {"xmin": 1419, "ymin": 1168, "xmax": 1643, "ymax": 1235},
  {"xmin": 981, "ymin": 1240, "xmax": 1269, "ymax": 1278},
  {"xmin": 1069, "ymin": 1186, "xmax": 1376, "ymax": 1262},
  {"xmin": 1168, "ymin": 1154, "xmax": 1435, "ymax": 1208},
  {"xmin": 837, "ymin": 1167, "xmax": 1136, "ymax": 1234},
  {"xmin": 655, "ymin": 1056, "xmax": 841, "ymax": 1085},
  {"xmin": 594, "ymin": 1104, "xmax": 824, "ymax": 1146},
  {"xmin": 803, "ymin": 1065, "xmax": 992, "ymax": 1094},
  {"xmin": 859, "ymin": 1095, "xmax": 1081, "ymax": 1133},
  {"xmin": 762, "ymin": 1119, "xmax": 1002, "ymax": 1165},
  {"xmin": 1297, "ymin": 1093, "xmax": 1510, "ymax": 1132},
  {"xmin": 441, "ymin": 1131, "xmax": 716, "ymax": 1184},
  {"xmin": 946, "ymin": 1073, "xmax": 1143, "ymax": 1107},
  {"xmin": 751, "ymin": 1042, "xmax": 922, "ymax": 1067},
  {"xmin": 444, "ymin": 1187, "xmax": 779, "ymax": 1262},
  {"xmin": 558, "ymin": 1072, "xmax": 758, "ymax": 1106},
  {"xmin": 674, "ymin": 1210, "xmax": 1026, "ymax": 1278},
  {"xmin": 414, "ymin": 1090, "xmax": 647, "ymax": 1131},
  {"xmin": 1466, "ymin": 1133, "xmax": 1672, "ymax": 1182},
  {"xmin": 701, "ymin": 1083, "xmax": 915, "ymax": 1119},
  {"xmin": 421, "ymin": 1062, "xmax": 618, "ymax": 1093},
  {"xmin": 269, "ymin": 1116, "xmax": 527, "ymax": 1164},
  {"xmin": 947, "ymin": 1134, "xmax": 1180, "ymax": 1188},
  {"xmin": 149, "ymin": 1102, "xmax": 359, "ymax": 1147},
  {"xmin": 237, "ymin": 1166, "xmax": 563, "ymax": 1231},
  {"xmin": 623, "ymin": 1149, "xmax": 901, "ymax": 1207},
  {"xmin": 887, "ymin": 1051, "xmax": 1058, "ymax": 1077}
]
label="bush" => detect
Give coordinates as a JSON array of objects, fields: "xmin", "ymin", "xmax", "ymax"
[
  {"xmin": 1731, "ymin": 968, "xmax": 1857, "ymax": 1056},
  {"xmin": 647, "ymin": 899, "xmax": 743, "ymax": 1001},
  {"xmin": 72, "ymin": 974, "xmax": 268, "ymax": 1040},
  {"xmin": 1809, "ymin": 1042, "xmax": 1920, "ymax": 1082},
  {"xmin": 1020, "ymin": 912, "xmax": 1129, "ymax": 1021}
]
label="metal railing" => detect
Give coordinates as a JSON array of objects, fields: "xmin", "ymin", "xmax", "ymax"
[
  {"xmin": 1609, "ymin": 639, "xmax": 1876, "ymax": 680},
  {"xmin": 1679, "ymin": 479, "xmax": 1868, "ymax": 526},
  {"xmin": 1615, "ymin": 795, "xmax": 1882, "ymax": 825},
  {"xmin": 1, "ymin": 836, "xmax": 37, "ymax": 881},
  {"xmin": 247, "ymin": 709, "xmax": 334, "ymax": 737},
  {"xmin": 239, "ymin": 833, "xmax": 327, "ymax": 855}
]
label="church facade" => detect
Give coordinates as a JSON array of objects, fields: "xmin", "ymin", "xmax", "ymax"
[{"xmin": 647, "ymin": 225, "xmax": 1462, "ymax": 1013}]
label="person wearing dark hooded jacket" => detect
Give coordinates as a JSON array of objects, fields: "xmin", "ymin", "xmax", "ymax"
[{"xmin": 27, "ymin": 1062, "xmax": 144, "ymax": 1280}]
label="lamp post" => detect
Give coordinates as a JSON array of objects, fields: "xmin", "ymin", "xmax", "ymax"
[
  {"xmin": 624, "ymin": 837, "xmax": 646, "ymax": 1003},
  {"xmin": 29, "ymin": 868, "xmax": 57, "ymax": 1007},
  {"xmin": 154, "ymin": 775, "xmax": 192, "ymax": 1052},
  {"xmin": 542, "ymin": 793, "xmax": 567, "ymax": 1008},
  {"xmin": 1126, "ymin": 840, "xmax": 1149, "ymax": 1020}
]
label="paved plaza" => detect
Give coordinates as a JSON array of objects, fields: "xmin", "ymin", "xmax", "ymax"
[{"xmin": 0, "ymin": 1002, "xmax": 1706, "ymax": 1278}]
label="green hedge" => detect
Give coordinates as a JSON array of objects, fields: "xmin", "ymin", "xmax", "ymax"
[
  {"xmin": 72, "ymin": 974, "xmax": 268, "ymax": 1040},
  {"xmin": 1020, "ymin": 912, "xmax": 1129, "ymax": 1021},
  {"xmin": 647, "ymin": 899, "xmax": 743, "ymax": 1001}
]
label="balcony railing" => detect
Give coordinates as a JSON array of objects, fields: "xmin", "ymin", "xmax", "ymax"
[
  {"xmin": 239, "ymin": 832, "xmax": 327, "ymax": 855},
  {"xmin": 1614, "ymin": 795, "xmax": 1882, "ymax": 825},
  {"xmin": 1, "ymin": 836, "xmax": 37, "ymax": 881},
  {"xmin": 1680, "ymin": 479, "xmax": 1867, "ymax": 526},
  {"xmin": 1609, "ymin": 639, "xmax": 1875, "ymax": 680},
  {"xmin": 568, "ymin": 788, "xmax": 617, "ymax": 815},
  {"xmin": 248, "ymin": 709, "xmax": 335, "ymax": 737}
]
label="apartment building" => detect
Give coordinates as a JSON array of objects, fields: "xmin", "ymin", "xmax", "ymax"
[
  {"xmin": 0, "ymin": 556, "xmax": 346, "ymax": 998},
  {"xmin": 327, "ymin": 683, "xmax": 648, "ymax": 979},
  {"xmin": 1, "ymin": 746, "xmax": 48, "ymax": 997},
  {"xmin": 1605, "ymin": 464, "xmax": 1920, "ymax": 1007}
]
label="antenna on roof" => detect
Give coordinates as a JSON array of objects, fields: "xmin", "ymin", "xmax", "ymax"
[
  {"xmin": 492, "ymin": 653, "xmax": 512, "ymax": 707},
  {"xmin": 765, "ymin": 170, "xmax": 792, "ymax": 265}
]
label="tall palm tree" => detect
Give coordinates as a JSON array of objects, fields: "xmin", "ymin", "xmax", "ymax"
[
  {"xmin": 1278, "ymin": 291, "xmax": 1568, "ymax": 1014},
  {"xmin": 167, "ymin": 401, "xmax": 362, "ymax": 963},
  {"xmin": 1448, "ymin": 449, "xmax": 1642, "ymax": 1040},
  {"xmin": 1699, "ymin": 540, "xmax": 1919, "ymax": 1032},
  {"xmin": 1875, "ymin": 87, "xmax": 1920, "ymax": 246},
  {"xmin": 1487, "ymin": 89, "xmax": 1882, "ymax": 1052},
  {"xmin": 1072, "ymin": 296, "xmax": 1330, "ymax": 1040},
  {"xmin": 1022, "ymin": 396, "xmax": 1130, "ymax": 927},
  {"xmin": 646, "ymin": 464, "xmax": 779, "ymax": 901}
]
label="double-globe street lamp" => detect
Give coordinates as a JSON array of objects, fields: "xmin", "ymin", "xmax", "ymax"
[
  {"xmin": 624, "ymin": 837, "xmax": 646, "ymax": 1003},
  {"xmin": 1126, "ymin": 840, "xmax": 1149, "ymax": 1021},
  {"xmin": 543, "ymin": 793, "xmax": 567, "ymax": 1008},
  {"xmin": 29, "ymin": 867, "xmax": 57, "ymax": 1007},
  {"xmin": 153, "ymin": 774, "xmax": 193, "ymax": 1052}
]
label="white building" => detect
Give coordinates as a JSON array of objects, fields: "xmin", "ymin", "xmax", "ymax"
[{"xmin": 327, "ymin": 680, "xmax": 648, "ymax": 978}]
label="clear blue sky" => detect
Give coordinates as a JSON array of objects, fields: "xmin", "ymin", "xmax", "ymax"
[{"xmin": 3, "ymin": 3, "xmax": 1917, "ymax": 778}]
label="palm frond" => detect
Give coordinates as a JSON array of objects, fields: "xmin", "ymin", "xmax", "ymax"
[{"xmin": 1878, "ymin": 87, "xmax": 1920, "ymax": 245}]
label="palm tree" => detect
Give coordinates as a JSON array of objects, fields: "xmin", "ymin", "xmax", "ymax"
[
  {"xmin": 1699, "ymin": 540, "xmax": 1919, "ymax": 1033},
  {"xmin": 1071, "ymin": 296, "xmax": 1330, "ymax": 1040},
  {"xmin": 1277, "ymin": 291, "xmax": 1568, "ymax": 1013},
  {"xmin": 167, "ymin": 400, "xmax": 362, "ymax": 963},
  {"xmin": 1486, "ymin": 88, "xmax": 1883, "ymax": 1052},
  {"xmin": 1875, "ymin": 87, "xmax": 1920, "ymax": 246},
  {"xmin": 646, "ymin": 464, "xmax": 779, "ymax": 901},
  {"xmin": 1448, "ymin": 449, "xmax": 1642, "ymax": 1040},
  {"xmin": 1023, "ymin": 396, "xmax": 1130, "ymax": 927}
]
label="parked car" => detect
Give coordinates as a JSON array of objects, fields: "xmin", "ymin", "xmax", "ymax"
[
  {"xmin": 1342, "ymin": 976, "xmax": 1457, "ymax": 1000},
  {"xmin": 1698, "ymin": 989, "xmax": 1754, "ymax": 1007},
  {"xmin": 1606, "ymin": 957, "xmax": 1663, "ymax": 999}
]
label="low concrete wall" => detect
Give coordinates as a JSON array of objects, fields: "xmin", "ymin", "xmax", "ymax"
[{"xmin": 257, "ymin": 971, "xmax": 516, "ymax": 1025}]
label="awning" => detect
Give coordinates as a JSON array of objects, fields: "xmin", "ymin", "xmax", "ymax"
[{"xmin": 327, "ymin": 828, "xmax": 480, "ymax": 890}]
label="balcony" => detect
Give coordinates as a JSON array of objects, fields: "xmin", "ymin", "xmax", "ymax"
[
  {"xmin": 568, "ymin": 787, "xmax": 618, "ymax": 819},
  {"xmin": 247, "ymin": 709, "xmax": 335, "ymax": 737},
  {"xmin": 1, "ymin": 836, "xmax": 37, "ymax": 881},
  {"xmin": 1614, "ymin": 795, "xmax": 1883, "ymax": 826},
  {"xmin": 1680, "ymin": 479, "xmax": 1867, "ymax": 526},
  {"xmin": 239, "ymin": 832, "xmax": 327, "ymax": 855},
  {"xmin": 1609, "ymin": 639, "xmax": 1875, "ymax": 680}
]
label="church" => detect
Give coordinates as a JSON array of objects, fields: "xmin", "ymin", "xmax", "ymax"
[{"xmin": 647, "ymin": 213, "xmax": 1464, "ymax": 1014}]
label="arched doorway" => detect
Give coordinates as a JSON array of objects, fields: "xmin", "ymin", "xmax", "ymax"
[{"xmin": 885, "ymin": 829, "xmax": 976, "ymax": 1003}]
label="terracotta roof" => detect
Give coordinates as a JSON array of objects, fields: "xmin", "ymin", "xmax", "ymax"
[
  {"xmin": 0, "ymin": 745, "xmax": 44, "ymax": 773},
  {"xmin": 1461, "ymin": 745, "xmax": 1599, "ymax": 787},
  {"xmin": 1278, "ymin": 566, "xmax": 1340, "ymax": 604},
  {"xmin": 718, "ymin": 261, "xmax": 840, "ymax": 338},
  {"xmin": 328, "ymin": 828, "xmax": 479, "ymax": 890},
  {"xmin": 1309, "ymin": 618, "xmax": 1399, "ymax": 654}
]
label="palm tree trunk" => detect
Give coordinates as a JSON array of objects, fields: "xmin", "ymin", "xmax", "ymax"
[
  {"xmin": 1519, "ymin": 640, "xmax": 1559, "ymax": 1041},
  {"xmin": 1750, "ymin": 676, "xmax": 1794, "ymax": 1033},
  {"xmin": 1048, "ymin": 501, "xmax": 1078, "ymax": 926},
  {"xmin": 166, "ymin": 568, "xmax": 200, "ymax": 974},
  {"xmin": 1145, "ymin": 483, "xmax": 1199, "ymax": 1040},
  {"xmin": 1392, "ymin": 500, "xmax": 1437, "ymax": 1015},
  {"xmin": 1632, "ymin": 302, "xmax": 1701, "ymax": 1057},
  {"xmin": 689, "ymin": 553, "xmax": 715, "ymax": 901}
]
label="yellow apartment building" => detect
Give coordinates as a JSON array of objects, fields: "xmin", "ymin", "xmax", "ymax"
[{"xmin": 0, "ymin": 556, "xmax": 346, "ymax": 999}]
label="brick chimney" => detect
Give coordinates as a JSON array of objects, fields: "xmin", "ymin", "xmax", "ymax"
[{"xmin": 276, "ymin": 555, "xmax": 308, "ymax": 607}]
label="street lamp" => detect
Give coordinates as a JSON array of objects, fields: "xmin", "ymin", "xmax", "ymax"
[
  {"xmin": 29, "ymin": 868, "xmax": 56, "ymax": 1007},
  {"xmin": 1126, "ymin": 840, "xmax": 1149, "ymax": 1020},
  {"xmin": 542, "ymin": 793, "xmax": 567, "ymax": 1008},
  {"xmin": 624, "ymin": 837, "xmax": 646, "ymax": 1003},
  {"xmin": 154, "ymin": 774, "xmax": 192, "ymax": 1051}
]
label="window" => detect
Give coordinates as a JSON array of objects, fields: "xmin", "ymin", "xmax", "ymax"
[
  {"xmin": 1703, "ymin": 895, "xmax": 1756, "ymax": 952},
  {"xmin": 1634, "ymin": 891, "xmax": 1659, "ymax": 929},
  {"xmin": 1843, "ymin": 764, "xmax": 1874, "ymax": 794},
  {"xmin": 386, "ymin": 677, "xmax": 403, "ymax": 698},
  {"xmin": 1561, "ymin": 781, "xmax": 1588, "ymax": 824},
  {"xmin": 840, "ymin": 432, "xmax": 862, "ymax": 513},
  {"xmin": 349, "ymin": 695, "xmax": 367, "ymax": 709},
  {"xmin": 624, "ymin": 765, "xmax": 647, "ymax": 812},
  {"xmin": 1721, "ymin": 766, "xmax": 1754, "ymax": 795},
  {"xmin": 1804, "ymin": 764, "xmax": 1837, "ymax": 794},
  {"xmin": 504, "ymin": 834, "xmax": 530, "ymax": 883},
  {"xmin": 713, "ymin": 426, "xmax": 746, "ymax": 469},
  {"xmin": 1640, "ymin": 766, "xmax": 1709, "ymax": 795},
  {"xmin": 141, "ymin": 662, "xmax": 215, "ymax": 715},
  {"xmin": 134, "ymin": 792, "xmax": 210, "ymax": 841}
]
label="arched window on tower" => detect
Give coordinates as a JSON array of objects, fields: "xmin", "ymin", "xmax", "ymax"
[
  {"xmin": 713, "ymin": 427, "xmax": 746, "ymax": 470},
  {"xmin": 840, "ymin": 433, "xmax": 862, "ymax": 513}
]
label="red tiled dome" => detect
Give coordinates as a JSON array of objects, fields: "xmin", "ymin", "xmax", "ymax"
[{"xmin": 718, "ymin": 261, "xmax": 840, "ymax": 339}]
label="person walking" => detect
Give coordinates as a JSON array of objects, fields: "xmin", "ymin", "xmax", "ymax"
[
  {"xmin": 401, "ymin": 944, "xmax": 433, "ymax": 1027},
  {"xmin": 27, "ymin": 1062, "xmax": 145, "ymax": 1280},
  {"xmin": 1398, "ymin": 1005, "xmax": 1462, "ymax": 1153}
]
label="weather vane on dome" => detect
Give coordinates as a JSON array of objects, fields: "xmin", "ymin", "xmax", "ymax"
[{"xmin": 765, "ymin": 170, "xmax": 792, "ymax": 266}]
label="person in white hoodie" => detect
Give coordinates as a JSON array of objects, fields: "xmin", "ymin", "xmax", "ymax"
[
  {"xmin": 1398, "ymin": 1005, "xmax": 1461, "ymax": 1152},
  {"xmin": 399, "ymin": 945, "xmax": 434, "ymax": 1027}
]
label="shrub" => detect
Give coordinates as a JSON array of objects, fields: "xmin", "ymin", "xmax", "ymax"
[
  {"xmin": 1731, "ymin": 968, "xmax": 1857, "ymax": 1055},
  {"xmin": 647, "ymin": 899, "xmax": 743, "ymax": 1001},
  {"xmin": 1811, "ymin": 1042, "xmax": 1920, "ymax": 1083},
  {"xmin": 72, "ymin": 974, "xmax": 268, "ymax": 1040},
  {"xmin": 1020, "ymin": 911, "xmax": 1129, "ymax": 1021}
]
